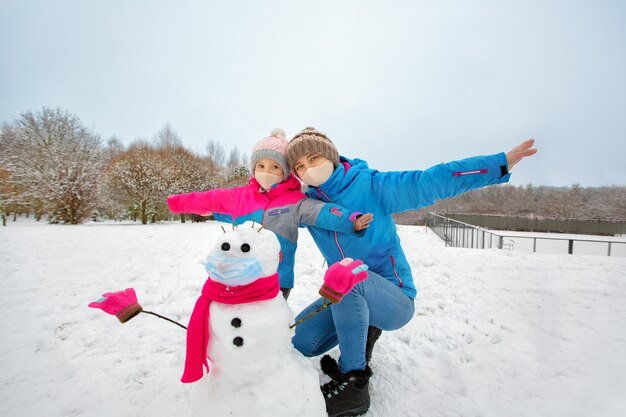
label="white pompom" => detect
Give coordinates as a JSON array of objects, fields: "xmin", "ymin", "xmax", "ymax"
[{"xmin": 270, "ymin": 127, "xmax": 286, "ymax": 139}]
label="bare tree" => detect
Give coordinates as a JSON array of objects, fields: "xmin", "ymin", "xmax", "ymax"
[
  {"xmin": 226, "ymin": 146, "xmax": 241, "ymax": 170},
  {"xmin": 103, "ymin": 136, "xmax": 125, "ymax": 163},
  {"xmin": 206, "ymin": 139, "xmax": 226, "ymax": 167},
  {"xmin": 154, "ymin": 122, "xmax": 182, "ymax": 148}
]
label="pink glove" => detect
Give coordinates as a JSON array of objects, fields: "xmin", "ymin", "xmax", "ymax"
[
  {"xmin": 319, "ymin": 258, "xmax": 369, "ymax": 304},
  {"xmin": 88, "ymin": 288, "xmax": 143, "ymax": 323}
]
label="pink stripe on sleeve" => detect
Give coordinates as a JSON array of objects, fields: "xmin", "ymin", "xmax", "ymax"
[{"xmin": 452, "ymin": 169, "xmax": 488, "ymax": 177}]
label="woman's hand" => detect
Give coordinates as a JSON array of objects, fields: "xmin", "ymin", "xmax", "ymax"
[
  {"xmin": 506, "ymin": 139, "xmax": 538, "ymax": 170},
  {"xmin": 354, "ymin": 213, "xmax": 374, "ymax": 231}
]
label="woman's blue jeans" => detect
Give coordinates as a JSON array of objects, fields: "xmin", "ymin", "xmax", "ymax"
[{"xmin": 292, "ymin": 270, "xmax": 415, "ymax": 372}]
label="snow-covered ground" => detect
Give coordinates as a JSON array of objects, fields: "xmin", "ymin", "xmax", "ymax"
[{"xmin": 1, "ymin": 220, "xmax": 625, "ymax": 417}]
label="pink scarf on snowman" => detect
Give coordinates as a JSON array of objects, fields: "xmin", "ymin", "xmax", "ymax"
[{"xmin": 181, "ymin": 273, "xmax": 280, "ymax": 383}]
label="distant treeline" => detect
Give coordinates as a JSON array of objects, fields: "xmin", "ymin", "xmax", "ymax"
[
  {"xmin": 2, "ymin": 107, "xmax": 625, "ymax": 227},
  {"xmin": 393, "ymin": 184, "xmax": 626, "ymax": 225},
  {"xmin": 0, "ymin": 107, "xmax": 250, "ymax": 225}
]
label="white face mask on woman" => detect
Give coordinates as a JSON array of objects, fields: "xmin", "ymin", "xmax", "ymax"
[
  {"xmin": 301, "ymin": 160, "xmax": 335, "ymax": 187},
  {"xmin": 255, "ymin": 171, "xmax": 282, "ymax": 191}
]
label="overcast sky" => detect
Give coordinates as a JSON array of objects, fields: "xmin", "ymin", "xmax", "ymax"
[{"xmin": 1, "ymin": 0, "xmax": 625, "ymax": 187}]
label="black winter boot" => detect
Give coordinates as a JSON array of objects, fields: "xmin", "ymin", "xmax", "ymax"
[
  {"xmin": 365, "ymin": 326, "xmax": 382, "ymax": 365},
  {"xmin": 321, "ymin": 366, "xmax": 372, "ymax": 417}
]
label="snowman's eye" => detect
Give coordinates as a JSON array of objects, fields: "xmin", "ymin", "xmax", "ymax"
[
  {"xmin": 221, "ymin": 242, "xmax": 231, "ymax": 251},
  {"xmin": 241, "ymin": 243, "xmax": 250, "ymax": 253}
]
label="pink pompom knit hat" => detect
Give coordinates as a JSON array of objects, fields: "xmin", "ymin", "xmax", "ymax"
[{"xmin": 250, "ymin": 128, "xmax": 290, "ymax": 181}]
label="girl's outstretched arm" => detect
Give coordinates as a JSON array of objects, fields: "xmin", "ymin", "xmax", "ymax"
[{"xmin": 167, "ymin": 186, "xmax": 246, "ymax": 215}]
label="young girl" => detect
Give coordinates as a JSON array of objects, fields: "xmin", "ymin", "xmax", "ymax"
[{"xmin": 167, "ymin": 129, "xmax": 373, "ymax": 299}]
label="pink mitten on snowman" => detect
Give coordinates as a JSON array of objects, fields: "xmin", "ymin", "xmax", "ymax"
[
  {"xmin": 319, "ymin": 258, "xmax": 369, "ymax": 304},
  {"xmin": 88, "ymin": 288, "xmax": 143, "ymax": 323}
]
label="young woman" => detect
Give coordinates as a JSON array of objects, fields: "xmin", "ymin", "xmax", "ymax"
[{"xmin": 287, "ymin": 127, "xmax": 537, "ymax": 417}]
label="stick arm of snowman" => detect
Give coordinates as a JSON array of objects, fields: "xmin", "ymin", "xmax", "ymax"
[
  {"xmin": 88, "ymin": 258, "xmax": 368, "ymax": 331},
  {"xmin": 88, "ymin": 288, "xmax": 188, "ymax": 330},
  {"xmin": 290, "ymin": 258, "xmax": 369, "ymax": 329}
]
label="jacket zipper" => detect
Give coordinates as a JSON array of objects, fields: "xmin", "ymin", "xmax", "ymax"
[
  {"xmin": 317, "ymin": 187, "xmax": 346, "ymax": 260},
  {"xmin": 390, "ymin": 256, "xmax": 403, "ymax": 287}
]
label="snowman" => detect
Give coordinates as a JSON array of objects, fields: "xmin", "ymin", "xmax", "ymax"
[{"xmin": 181, "ymin": 221, "xmax": 327, "ymax": 417}]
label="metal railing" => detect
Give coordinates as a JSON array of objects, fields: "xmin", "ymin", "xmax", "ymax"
[
  {"xmin": 443, "ymin": 212, "xmax": 626, "ymax": 236},
  {"xmin": 427, "ymin": 212, "xmax": 625, "ymax": 256}
]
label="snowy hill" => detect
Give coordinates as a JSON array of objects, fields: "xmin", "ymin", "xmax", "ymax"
[{"xmin": 1, "ymin": 220, "xmax": 625, "ymax": 417}]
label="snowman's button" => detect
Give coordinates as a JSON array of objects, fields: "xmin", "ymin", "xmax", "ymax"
[
  {"xmin": 231, "ymin": 318, "xmax": 242, "ymax": 328},
  {"xmin": 233, "ymin": 337, "xmax": 244, "ymax": 347}
]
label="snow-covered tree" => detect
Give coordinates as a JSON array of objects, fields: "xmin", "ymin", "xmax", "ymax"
[
  {"xmin": 103, "ymin": 140, "xmax": 223, "ymax": 224},
  {"xmin": 223, "ymin": 165, "xmax": 250, "ymax": 188},
  {"xmin": 163, "ymin": 149, "xmax": 221, "ymax": 194},
  {"xmin": 104, "ymin": 141, "xmax": 165, "ymax": 224},
  {"xmin": 608, "ymin": 186, "xmax": 626, "ymax": 221},
  {"xmin": 0, "ymin": 107, "xmax": 103, "ymax": 224},
  {"xmin": 0, "ymin": 168, "xmax": 15, "ymax": 225},
  {"xmin": 159, "ymin": 145, "xmax": 222, "ymax": 222}
]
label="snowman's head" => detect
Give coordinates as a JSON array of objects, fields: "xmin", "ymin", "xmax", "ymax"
[{"xmin": 203, "ymin": 221, "xmax": 281, "ymax": 286}]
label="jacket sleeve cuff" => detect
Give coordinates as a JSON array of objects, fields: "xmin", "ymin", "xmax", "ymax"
[
  {"xmin": 351, "ymin": 213, "xmax": 367, "ymax": 238},
  {"xmin": 495, "ymin": 152, "xmax": 511, "ymax": 183},
  {"xmin": 349, "ymin": 212, "xmax": 363, "ymax": 221},
  {"xmin": 167, "ymin": 195, "xmax": 181, "ymax": 213},
  {"xmin": 116, "ymin": 302, "xmax": 143, "ymax": 323}
]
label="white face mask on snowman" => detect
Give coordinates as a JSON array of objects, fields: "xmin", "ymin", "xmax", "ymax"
[
  {"xmin": 203, "ymin": 223, "xmax": 281, "ymax": 287},
  {"xmin": 204, "ymin": 254, "xmax": 276, "ymax": 285}
]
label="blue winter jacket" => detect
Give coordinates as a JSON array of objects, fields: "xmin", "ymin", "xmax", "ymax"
[{"xmin": 304, "ymin": 153, "xmax": 511, "ymax": 299}]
